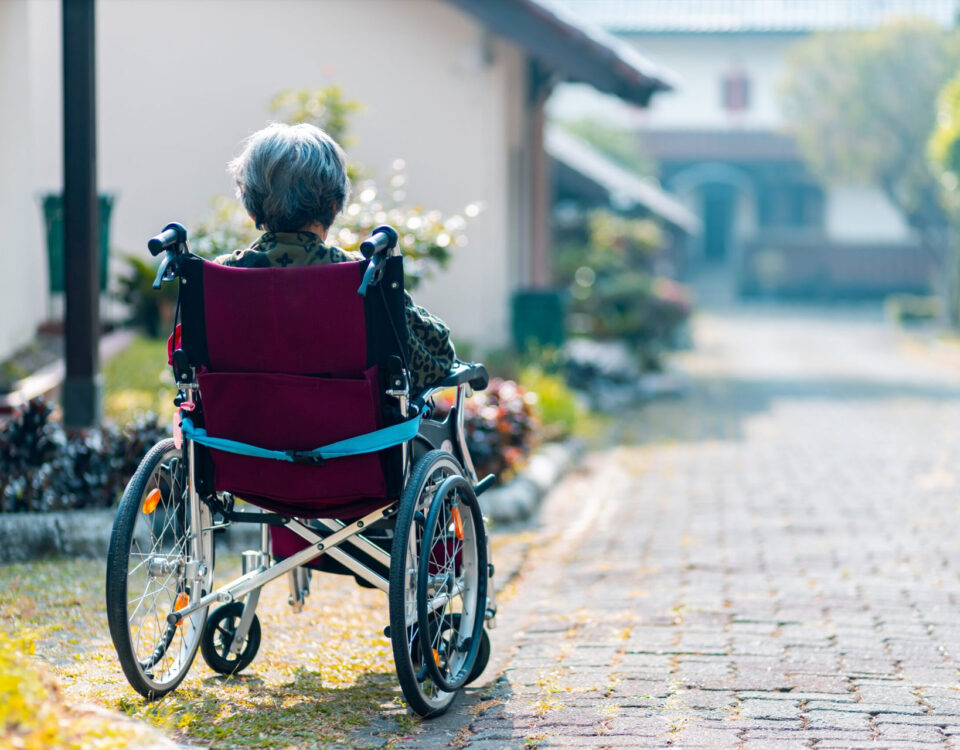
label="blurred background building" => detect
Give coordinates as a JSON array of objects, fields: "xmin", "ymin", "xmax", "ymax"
[{"xmin": 552, "ymin": 0, "xmax": 960, "ymax": 300}]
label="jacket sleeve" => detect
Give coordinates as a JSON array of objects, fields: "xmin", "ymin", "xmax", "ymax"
[{"xmin": 403, "ymin": 291, "xmax": 456, "ymax": 393}]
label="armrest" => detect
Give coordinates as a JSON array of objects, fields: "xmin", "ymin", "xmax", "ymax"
[
  {"xmin": 433, "ymin": 361, "xmax": 489, "ymax": 392},
  {"xmin": 413, "ymin": 361, "xmax": 490, "ymax": 414}
]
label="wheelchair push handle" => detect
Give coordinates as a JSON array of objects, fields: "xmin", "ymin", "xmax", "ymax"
[
  {"xmin": 148, "ymin": 222, "xmax": 188, "ymax": 256},
  {"xmin": 360, "ymin": 225, "xmax": 399, "ymax": 259}
]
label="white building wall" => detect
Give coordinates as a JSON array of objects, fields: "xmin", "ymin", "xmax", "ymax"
[
  {"xmin": 0, "ymin": 0, "xmax": 47, "ymax": 358},
  {"xmin": 22, "ymin": 0, "xmax": 523, "ymax": 354},
  {"xmin": 825, "ymin": 185, "xmax": 913, "ymax": 243},
  {"xmin": 549, "ymin": 34, "xmax": 791, "ymax": 130},
  {"xmin": 622, "ymin": 34, "xmax": 790, "ymax": 130}
]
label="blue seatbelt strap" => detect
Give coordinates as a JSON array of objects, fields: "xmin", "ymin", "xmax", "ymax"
[{"xmin": 180, "ymin": 413, "xmax": 422, "ymax": 464}]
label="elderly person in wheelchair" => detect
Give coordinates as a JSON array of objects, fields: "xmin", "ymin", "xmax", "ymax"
[
  {"xmin": 104, "ymin": 123, "xmax": 495, "ymax": 717},
  {"xmin": 216, "ymin": 122, "xmax": 456, "ymax": 397}
]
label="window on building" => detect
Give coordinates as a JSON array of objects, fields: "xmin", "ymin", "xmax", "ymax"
[
  {"xmin": 722, "ymin": 68, "xmax": 750, "ymax": 112},
  {"xmin": 758, "ymin": 183, "xmax": 824, "ymax": 230}
]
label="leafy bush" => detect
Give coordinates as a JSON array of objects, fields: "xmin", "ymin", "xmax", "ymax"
[
  {"xmin": 885, "ymin": 294, "xmax": 944, "ymax": 324},
  {"xmin": 0, "ymin": 398, "xmax": 167, "ymax": 514},
  {"xmin": 557, "ymin": 209, "xmax": 692, "ymax": 369},
  {"xmin": 518, "ymin": 365, "xmax": 583, "ymax": 439},
  {"xmin": 116, "ymin": 254, "xmax": 179, "ymax": 337}
]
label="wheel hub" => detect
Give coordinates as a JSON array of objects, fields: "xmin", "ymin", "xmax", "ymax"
[{"xmin": 148, "ymin": 556, "xmax": 182, "ymax": 579}]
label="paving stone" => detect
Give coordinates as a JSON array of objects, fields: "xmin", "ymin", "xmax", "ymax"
[
  {"xmin": 878, "ymin": 724, "xmax": 946, "ymax": 742},
  {"xmin": 804, "ymin": 700, "xmax": 925, "ymax": 715},
  {"xmin": 803, "ymin": 709, "xmax": 873, "ymax": 731},
  {"xmin": 740, "ymin": 699, "xmax": 801, "ymax": 720}
]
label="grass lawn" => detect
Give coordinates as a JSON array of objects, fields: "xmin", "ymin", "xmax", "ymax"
[
  {"xmin": 0, "ymin": 556, "xmax": 419, "ymax": 748},
  {"xmin": 103, "ymin": 334, "xmax": 175, "ymax": 425},
  {"xmin": 0, "ymin": 528, "xmax": 531, "ymax": 749}
]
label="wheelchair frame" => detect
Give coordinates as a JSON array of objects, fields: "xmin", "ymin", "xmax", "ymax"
[
  {"xmin": 107, "ymin": 223, "xmax": 496, "ymax": 717},
  {"xmin": 167, "ymin": 375, "xmax": 494, "ymax": 641}
]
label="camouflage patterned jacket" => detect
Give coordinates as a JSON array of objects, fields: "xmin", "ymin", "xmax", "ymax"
[{"xmin": 214, "ymin": 231, "xmax": 456, "ymax": 394}]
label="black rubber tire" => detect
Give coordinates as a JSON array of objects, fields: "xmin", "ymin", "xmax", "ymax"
[
  {"xmin": 416, "ymin": 475, "xmax": 487, "ymax": 692},
  {"xmin": 444, "ymin": 614, "xmax": 490, "ymax": 685},
  {"xmin": 469, "ymin": 627, "xmax": 491, "ymax": 685},
  {"xmin": 106, "ymin": 439, "xmax": 207, "ymax": 700},
  {"xmin": 389, "ymin": 450, "xmax": 464, "ymax": 718},
  {"xmin": 200, "ymin": 602, "xmax": 261, "ymax": 675}
]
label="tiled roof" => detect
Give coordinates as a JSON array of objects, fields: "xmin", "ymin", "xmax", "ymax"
[{"xmin": 551, "ymin": 0, "xmax": 960, "ymax": 33}]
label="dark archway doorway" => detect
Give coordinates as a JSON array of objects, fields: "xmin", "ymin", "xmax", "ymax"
[{"xmin": 701, "ymin": 182, "xmax": 736, "ymax": 264}]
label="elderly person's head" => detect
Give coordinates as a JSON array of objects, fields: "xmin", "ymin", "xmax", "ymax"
[{"xmin": 229, "ymin": 122, "xmax": 350, "ymax": 236}]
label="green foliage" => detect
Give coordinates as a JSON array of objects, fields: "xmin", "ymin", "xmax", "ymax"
[
  {"xmin": 331, "ymin": 161, "xmax": 481, "ymax": 290},
  {"xmin": 560, "ymin": 118, "xmax": 654, "ymax": 176},
  {"xmin": 930, "ymin": 72, "xmax": 960, "ymax": 210},
  {"xmin": 519, "ymin": 365, "xmax": 583, "ymax": 438},
  {"xmin": 116, "ymin": 255, "xmax": 178, "ymax": 337},
  {"xmin": 189, "ymin": 196, "xmax": 260, "ymax": 259},
  {"xmin": 103, "ymin": 335, "xmax": 175, "ymax": 424},
  {"xmin": 269, "ymin": 85, "xmax": 363, "ymax": 146},
  {"xmin": 885, "ymin": 293, "xmax": 944, "ymax": 324},
  {"xmin": 780, "ymin": 19, "xmax": 960, "ymax": 231},
  {"xmin": 555, "ymin": 210, "xmax": 662, "ymax": 285},
  {"xmin": 555, "ymin": 209, "xmax": 689, "ymax": 367}
]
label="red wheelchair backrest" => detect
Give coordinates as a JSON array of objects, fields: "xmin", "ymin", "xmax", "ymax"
[{"xmin": 176, "ymin": 256, "xmax": 407, "ymax": 519}]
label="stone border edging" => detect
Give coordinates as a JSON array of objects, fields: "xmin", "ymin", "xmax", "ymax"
[
  {"xmin": 478, "ymin": 438, "xmax": 583, "ymax": 524},
  {"xmin": 0, "ymin": 508, "xmax": 117, "ymax": 564},
  {"xmin": 0, "ymin": 440, "xmax": 583, "ymax": 563}
]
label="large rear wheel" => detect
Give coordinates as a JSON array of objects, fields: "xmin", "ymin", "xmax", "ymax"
[
  {"xmin": 106, "ymin": 439, "xmax": 211, "ymax": 699},
  {"xmin": 389, "ymin": 450, "xmax": 488, "ymax": 717}
]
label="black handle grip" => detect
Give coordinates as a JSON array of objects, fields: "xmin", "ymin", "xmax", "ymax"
[
  {"xmin": 148, "ymin": 222, "xmax": 187, "ymax": 256},
  {"xmin": 359, "ymin": 225, "xmax": 399, "ymax": 259}
]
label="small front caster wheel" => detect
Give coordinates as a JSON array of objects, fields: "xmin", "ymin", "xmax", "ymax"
[{"xmin": 201, "ymin": 602, "xmax": 261, "ymax": 675}]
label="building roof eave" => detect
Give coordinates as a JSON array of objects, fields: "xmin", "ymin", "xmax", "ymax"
[
  {"xmin": 547, "ymin": 126, "xmax": 701, "ymax": 234},
  {"xmin": 446, "ymin": 0, "xmax": 676, "ymax": 107}
]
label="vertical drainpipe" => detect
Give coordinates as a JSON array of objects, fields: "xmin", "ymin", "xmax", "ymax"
[
  {"xmin": 528, "ymin": 59, "xmax": 555, "ymax": 288},
  {"xmin": 62, "ymin": 0, "xmax": 101, "ymax": 427}
]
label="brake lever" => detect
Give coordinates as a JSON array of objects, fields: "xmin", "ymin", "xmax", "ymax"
[
  {"xmin": 357, "ymin": 253, "xmax": 387, "ymax": 296},
  {"xmin": 152, "ymin": 252, "xmax": 177, "ymax": 289}
]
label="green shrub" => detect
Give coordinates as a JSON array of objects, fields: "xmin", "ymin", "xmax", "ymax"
[
  {"xmin": 115, "ymin": 255, "xmax": 178, "ymax": 337},
  {"xmin": 885, "ymin": 294, "xmax": 944, "ymax": 324},
  {"xmin": 555, "ymin": 209, "xmax": 692, "ymax": 369},
  {"xmin": 519, "ymin": 365, "xmax": 583, "ymax": 438}
]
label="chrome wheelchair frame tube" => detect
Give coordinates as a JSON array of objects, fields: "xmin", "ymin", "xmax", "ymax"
[
  {"xmin": 167, "ymin": 504, "xmax": 395, "ymax": 625},
  {"xmin": 454, "ymin": 384, "xmax": 479, "ymax": 483},
  {"xmin": 185, "ymin": 384, "xmax": 214, "ymax": 595}
]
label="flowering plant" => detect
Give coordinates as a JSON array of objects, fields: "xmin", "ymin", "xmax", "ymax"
[
  {"xmin": 433, "ymin": 379, "xmax": 540, "ymax": 483},
  {"xmin": 187, "ymin": 85, "xmax": 481, "ymax": 289}
]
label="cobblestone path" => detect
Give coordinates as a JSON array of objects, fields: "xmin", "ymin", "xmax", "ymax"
[{"xmin": 410, "ymin": 307, "xmax": 960, "ymax": 749}]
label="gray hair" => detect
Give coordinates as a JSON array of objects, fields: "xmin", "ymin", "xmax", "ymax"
[{"xmin": 228, "ymin": 122, "xmax": 350, "ymax": 232}]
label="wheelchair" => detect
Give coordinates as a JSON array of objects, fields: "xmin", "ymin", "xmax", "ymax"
[{"xmin": 105, "ymin": 222, "xmax": 497, "ymax": 717}]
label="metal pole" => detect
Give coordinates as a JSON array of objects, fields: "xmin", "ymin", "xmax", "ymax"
[{"xmin": 62, "ymin": 0, "xmax": 101, "ymax": 427}]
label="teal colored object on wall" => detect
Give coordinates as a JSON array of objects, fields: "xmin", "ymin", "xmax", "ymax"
[
  {"xmin": 512, "ymin": 290, "xmax": 566, "ymax": 351},
  {"xmin": 42, "ymin": 193, "xmax": 115, "ymax": 293}
]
